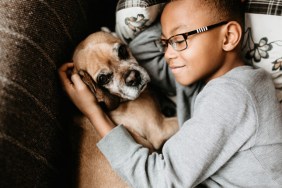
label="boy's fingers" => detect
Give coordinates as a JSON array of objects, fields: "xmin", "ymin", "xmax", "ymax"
[
  {"xmin": 58, "ymin": 63, "xmax": 74, "ymax": 87},
  {"xmin": 58, "ymin": 63, "xmax": 87, "ymax": 91},
  {"xmin": 71, "ymin": 73, "xmax": 87, "ymax": 90},
  {"xmin": 71, "ymin": 74, "xmax": 96, "ymax": 101},
  {"xmin": 59, "ymin": 62, "xmax": 74, "ymax": 72}
]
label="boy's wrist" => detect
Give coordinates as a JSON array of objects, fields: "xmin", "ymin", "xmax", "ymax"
[
  {"xmin": 84, "ymin": 105, "xmax": 103, "ymax": 121},
  {"xmin": 86, "ymin": 107, "xmax": 115, "ymax": 137}
]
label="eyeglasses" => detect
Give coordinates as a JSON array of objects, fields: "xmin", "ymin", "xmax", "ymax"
[{"xmin": 155, "ymin": 21, "xmax": 228, "ymax": 53}]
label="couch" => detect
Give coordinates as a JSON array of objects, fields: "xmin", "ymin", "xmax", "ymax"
[
  {"xmin": 1, "ymin": 0, "xmax": 281, "ymax": 188},
  {"xmin": 0, "ymin": 0, "xmax": 117, "ymax": 187}
]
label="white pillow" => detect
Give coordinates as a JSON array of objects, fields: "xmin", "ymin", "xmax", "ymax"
[
  {"xmin": 242, "ymin": 11, "xmax": 282, "ymax": 102},
  {"xmin": 115, "ymin": 0, "xmax": 167, "ymax": 44}
]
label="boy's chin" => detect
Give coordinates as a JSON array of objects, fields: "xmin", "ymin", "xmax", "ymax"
[{"xmin": 175, "ymin": 77, "xmax": 196, "ymax": 86}]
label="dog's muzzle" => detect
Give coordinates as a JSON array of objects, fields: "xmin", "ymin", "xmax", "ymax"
[
  {"xmin": 116, "ymin": 67, "xmax": 150, "ymax": 101},
  {"xmin": 124, "ymin": 70, "xmax": 142, "ymax": 87}
]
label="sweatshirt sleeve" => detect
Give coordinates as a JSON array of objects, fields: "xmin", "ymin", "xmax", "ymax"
[
  {"xmin": 128, "ymin": 22, "xmax": 176, "ymax": 95},
  {"xmin": 97, "ymin": 80, "xmax": 258, "ymax": 188}
]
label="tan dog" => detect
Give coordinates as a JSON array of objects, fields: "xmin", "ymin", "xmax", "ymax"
[{"xmin": 71, "ymin": 31, "xmax": 179, "ymax": 188}]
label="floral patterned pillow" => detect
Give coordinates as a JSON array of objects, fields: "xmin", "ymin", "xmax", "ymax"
[
  {"xmin": 115, "ymin": 0, "xmax": 167, "ymax": 44},
  {"xmin": 241, "ymin": 0, "xmax": 282, "ymax": 102}
]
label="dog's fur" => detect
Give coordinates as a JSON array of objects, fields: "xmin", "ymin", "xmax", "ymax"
[{"xmin": 71, "ymin": 31, "xmax": 179, "ymax": 187}]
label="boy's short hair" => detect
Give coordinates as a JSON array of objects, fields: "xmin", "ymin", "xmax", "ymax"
[
  {"xmin": 171, "ymin": 0, "xmax": 245, "ymax": 26},
  {"xmin": 199, "ymin": 0, "xmax": 245, "ymax": 26}
]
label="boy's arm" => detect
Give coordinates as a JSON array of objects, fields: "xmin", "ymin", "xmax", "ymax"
[
  {"xmin": 97, "ymin": 81, "xmax": 257, "ymax": 187},
  {"xmin": 129, "ymin": 22, "xmax": 177, "ymax": 95}
]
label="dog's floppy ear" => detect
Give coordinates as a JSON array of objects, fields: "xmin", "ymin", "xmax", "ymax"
[
  {"xmin": 77, "ymin": 69, "xmax": 105, "ymax": 102},
  {"xmin": 78, "ymin": 70, "xmax": 121, "ymax": 111}
]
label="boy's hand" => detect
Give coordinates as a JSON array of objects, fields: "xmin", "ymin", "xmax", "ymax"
[
  {"xmin": 58, "ymin": 63, "xmax": 115, "ymax": 137},
  {"xmin": 58, "ymin": 63, "xmax": 100, "ymax": 117}
]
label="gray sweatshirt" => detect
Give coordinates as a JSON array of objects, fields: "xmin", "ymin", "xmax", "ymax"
[{"xmin": 97, "ymin": 23, "xmax": 282, "ymax": 188}]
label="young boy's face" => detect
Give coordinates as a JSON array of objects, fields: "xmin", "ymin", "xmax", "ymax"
[{"xmin": 160, "ymin": 0, "xmax": 227, "ymax": 86}]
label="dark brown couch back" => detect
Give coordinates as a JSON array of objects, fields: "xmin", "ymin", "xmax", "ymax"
[{"xmin": 0, "ymin": 0, "xmax": 116, "ymax": 187}]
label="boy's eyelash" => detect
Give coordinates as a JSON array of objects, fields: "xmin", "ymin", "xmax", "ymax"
[{"xmin": 175, "ymin": 40, "xmax": 185, "ymax": 43}]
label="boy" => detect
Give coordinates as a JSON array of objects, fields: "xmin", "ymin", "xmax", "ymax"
[{"xmin": 59, "ymin": 0, "xmax": 282, "ymax": 187}]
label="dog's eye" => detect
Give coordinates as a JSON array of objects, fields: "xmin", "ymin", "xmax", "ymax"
[
  {"xmin": 118, "ymin": 44, "xmax": 129, "ymax": 60},
  {"xmin": 97, "ymin": 73, "xmax": 112, "ymax": 85}
]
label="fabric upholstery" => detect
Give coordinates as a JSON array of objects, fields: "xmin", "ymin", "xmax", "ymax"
[
  {"xmin": 0, "ymin": 0, "xmax": 116, "ymax": 187},
  {"xmin": 244, "ymin": 0, "xmax": 282, "ymax": 15}
]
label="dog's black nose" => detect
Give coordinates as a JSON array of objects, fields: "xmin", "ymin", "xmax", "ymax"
[{"xmin": 125, "ymin": 70, "xmax": 141, "ymax": 87}]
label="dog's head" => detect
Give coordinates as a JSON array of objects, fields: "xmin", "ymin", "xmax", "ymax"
[{"xmin": 72, "ymin": 31, "xmax": 150, "ymax": 111}]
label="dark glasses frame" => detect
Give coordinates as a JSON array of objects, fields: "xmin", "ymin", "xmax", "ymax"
[{"xmin": 156, "ymin": 21, "xmax": 228, "ymax": 52}]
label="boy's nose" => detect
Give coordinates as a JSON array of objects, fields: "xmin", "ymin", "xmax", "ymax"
[{"xmin": 164, "ymin": 45, "xmax": 177, "ymax": 61}]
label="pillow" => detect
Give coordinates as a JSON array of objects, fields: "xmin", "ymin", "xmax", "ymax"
[
  {"xmin": 115, "ymin": 0, "xmax": 167, "ymax": 44},
  {"xmin": 242, "ymin": 0, "xmax": 282, "ymax": 102}
]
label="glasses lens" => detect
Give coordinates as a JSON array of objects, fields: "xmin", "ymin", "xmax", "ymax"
[
  {"xmin": 170, "ymin": 35, "xmax": 187, "ymax": 51},
  {"xmin": 155, "ymin": 35, "xmax": 187, "ymax": 52}
]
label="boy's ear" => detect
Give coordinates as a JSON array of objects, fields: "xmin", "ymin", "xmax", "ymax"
[{"xmin": 222, "ymin": 21, "xmax": 242, "ymax": 51}]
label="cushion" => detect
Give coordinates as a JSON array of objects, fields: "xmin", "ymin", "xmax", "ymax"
[
  {"xmin": 115, "ymin": 0, "xmax": 167, "ymax": 44},
  {"xmin": 0, "ymin": 0, "xmax": 90, "ymax": 187},
  {"xmin": 242, "ymin": 0, "xmax": 282, "ymax": 102}
]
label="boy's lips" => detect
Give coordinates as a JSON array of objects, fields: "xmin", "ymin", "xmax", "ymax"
[{"xmin": 169, "ymin": 65, "xmax": 186, "ymax": 73}]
